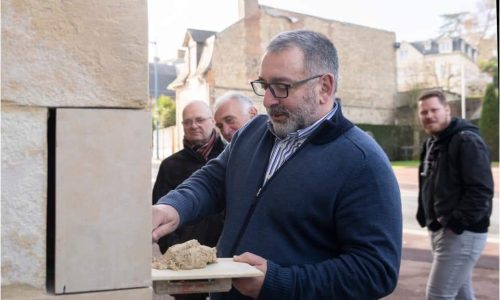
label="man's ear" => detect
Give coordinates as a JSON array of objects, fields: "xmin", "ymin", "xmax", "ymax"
[
  {"xmin": 249, "ymin": 106, "xmax": 258, "ymax": 117},
  {"xmin": 319, "ymin": 74, "xmax": 335, "ymax": 104},
  {"xmin": 444, "ymin": 103, "xmax": 451, "ymax": 115}
]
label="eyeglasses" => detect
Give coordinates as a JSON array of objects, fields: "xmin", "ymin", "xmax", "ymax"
[
  {"xmin": 250, "ymin": 74, "xmax": 323, "ymax": 99},
  {"xmin": 182, "ymin": 117, "xmax": 210, "ymax": 127}
]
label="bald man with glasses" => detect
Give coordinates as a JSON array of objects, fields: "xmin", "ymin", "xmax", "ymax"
[
  {"xmin": 152, "ymin": 101, "xmax": 226, "ymax": 249},
  {"xmin": 152, "ymin": 101, "xmax": 226, "ymax": 300}
]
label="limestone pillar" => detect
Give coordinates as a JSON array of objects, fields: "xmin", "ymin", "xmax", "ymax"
[{"xmin": 2, "ymin": 1, "xmax": 152, "ymax": 298}]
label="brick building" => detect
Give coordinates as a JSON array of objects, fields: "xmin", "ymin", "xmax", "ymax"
[{"xmin": 168, "ymin": 0, "xmax": 399, "ymax": 149}]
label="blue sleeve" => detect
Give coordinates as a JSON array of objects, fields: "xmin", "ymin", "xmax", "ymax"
[
  {"xmin": 157, "ymin": 144, "xmax": 231, "ymax": 226},
  {"xmin": 259, "ymin": 155, "xmax": 402, "ymax": 299}
]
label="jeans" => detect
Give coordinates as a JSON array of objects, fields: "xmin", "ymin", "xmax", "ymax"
[{"xmin": 426, "ymin": 228, "xmax": 487, "ymax": 300}]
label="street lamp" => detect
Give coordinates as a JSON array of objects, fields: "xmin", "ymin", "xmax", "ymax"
[
  {"xmin": 460, "ymin": 62, "xmax": 466, "ymax": 119},
  {"xmin": 150, "ymin": 41, "xmax": 160, "ymax": 159}
]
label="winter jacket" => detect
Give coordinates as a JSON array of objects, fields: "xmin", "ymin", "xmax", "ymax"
[
  {"xmin": 159, "ymin": 105, "xmax": 402, "ymax": 300},
  {"xmin": 153, "ymin": 135, "xmax": 225, "ymax": 252},
  {"xmin": 417, "ymin": 117, "xmax": 493, "ymax": 234}
]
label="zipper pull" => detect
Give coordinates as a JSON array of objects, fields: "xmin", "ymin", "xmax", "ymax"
[{"xmin": 256, "ymin": 187, "xmax": 262, "ymax": 197}]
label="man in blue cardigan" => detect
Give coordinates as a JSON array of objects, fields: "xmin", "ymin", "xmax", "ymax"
[{"xmin": 152, "ymin": 30, "xmax": 402, "ymax": 300}]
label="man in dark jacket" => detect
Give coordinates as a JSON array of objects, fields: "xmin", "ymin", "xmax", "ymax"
[
  {"xmin": 416, "ymin": 90, "xmax": 493, "ymax": 300},
  {"xmin": 153, "ymin": 101, "xmax": 225, "ymax": 300},
  {"xmin": 153, "ymin": 100, "xmax": 225, "ymax": 251}
]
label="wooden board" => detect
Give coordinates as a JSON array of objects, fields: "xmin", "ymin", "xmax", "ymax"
[
  {"xmin": 153, "ymin": 278, "xmax": 232, "ymax": 294},
  {"xmin": 152, "ymin": 258, "xmax": 263, "ymax": 281}
]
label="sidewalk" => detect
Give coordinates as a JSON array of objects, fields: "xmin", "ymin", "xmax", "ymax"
[
  {"xmin": 383, "ymin": 230, "xmax": 499, "ymax": 300},
  {"xmin": 388, "ymin": 166, "xmax": 499, "ymax": 299}
]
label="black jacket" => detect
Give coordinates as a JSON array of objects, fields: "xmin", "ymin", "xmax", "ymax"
[
  {"xmin": 416, "ymin": 117, "xmax": 494, "ymax": 234},
  {"xmin": 153, "ymin": 136, "xmax": 226, "ymax": 252}
]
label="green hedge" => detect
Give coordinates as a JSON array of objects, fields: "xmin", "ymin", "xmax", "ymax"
[
  {"xmin": 357, "ymin": 124, "xmax": 414, "ymax": 161},
  {"xmin": 479, "ymin": 84, "xmax": 499, "ymax": 161}
]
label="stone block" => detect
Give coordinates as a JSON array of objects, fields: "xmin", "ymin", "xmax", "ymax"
[
  {"xmin": 1, "ymin": 285, "xmax": 152, "ymax": 300},
  {"xmin": 1, "ymin": 0, "xmax": 148, "ymax": 108},
  {"xmin": 54, "ymin": 108, "xmax": 151, "ymax": 293},
  {"xmin": 1, "ymin": 104, "xmax": 48, "ymax": 288}
]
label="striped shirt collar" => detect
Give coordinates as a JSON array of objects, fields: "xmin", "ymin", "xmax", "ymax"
[
  {"xmin": 267, "ymin": 102, "xmax": 338, "ymax": 141},
  {"xmin": 262, "ymin": 102, "xmax": 338, "ymax": 185}
]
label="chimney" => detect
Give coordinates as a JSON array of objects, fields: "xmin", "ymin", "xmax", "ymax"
[{"xmin": 238, "ymin": 0, "xmax": 259, "ymax": 19}]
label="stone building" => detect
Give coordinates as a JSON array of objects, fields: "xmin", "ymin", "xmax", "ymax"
[
  {"xmin": 396, "ymin": 36, "xmax": 491, "ymax": 96},
  {"xmin": 2, "ymin": 1, "xmax": 151, "ymax": 299},
  {"xmin": 168, "ymin": 0, "xmax": 399, "ymax": 148}
]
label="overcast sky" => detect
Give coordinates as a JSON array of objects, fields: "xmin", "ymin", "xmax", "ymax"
[{"xmin": 148, "ymin": 0, "xmax": 483, "ymax": 61}]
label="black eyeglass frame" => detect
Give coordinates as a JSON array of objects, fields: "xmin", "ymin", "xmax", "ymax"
[
  {"xmin": 181, "ymin": 116, "xmax": 211, "ymax": 127},
  {"xmin": 250, "ymin": 74, "xmax": 324, "ymax": 99}
]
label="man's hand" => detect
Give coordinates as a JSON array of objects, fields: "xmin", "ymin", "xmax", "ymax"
[
  {"xmin": 232, "ymin": 252, "xmax": 267, "ymax": 298},
  {"xmin": 152, "ymin": 204, "xmax": 180, "ymax": 242}
]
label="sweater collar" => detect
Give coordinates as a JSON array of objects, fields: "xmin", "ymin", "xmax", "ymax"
[{"xmin": 308, "ymin": 100, "xmax": 354, "ymax": 145}]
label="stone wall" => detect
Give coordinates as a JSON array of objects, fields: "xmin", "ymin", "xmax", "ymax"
[
  {"xmin": 1, "ymin": 105, "xmax": 48, "ymax": 287},
  {"xmin": 2, "ymin": 0, "xmax": 147, "ymax": 108},
  {"xmin": 1, "ymin": 1, "xmax": 152, "ymax": 298}
]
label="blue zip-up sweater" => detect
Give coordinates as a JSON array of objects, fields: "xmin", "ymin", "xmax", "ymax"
[{"xmin": 159, "ymin": 105, "xmax": 402, "ymax": 299}]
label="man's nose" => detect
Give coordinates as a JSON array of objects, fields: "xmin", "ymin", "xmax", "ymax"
[
  {"xmin": 221, "ymin": 124, "xmax": 232, "ymax": 136},
  {"xmin": 263, "ymin": 89, "xmax": 279, "ymax": 108}
]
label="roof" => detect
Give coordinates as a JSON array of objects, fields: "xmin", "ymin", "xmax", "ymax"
[
  {"xmin": 410, "ymin": 36, "xmax": 476, "ymax": 56},
  {"xmin": 187, "ymin": 28, "xmax": 216, "ymax": 43},
  {"xmin": 410, "ymin": 40, "xmax": 439, "ymax": 55},
  {"xmin": 149, "ymin": 62, "xmax": 177, "ymax": 98}
]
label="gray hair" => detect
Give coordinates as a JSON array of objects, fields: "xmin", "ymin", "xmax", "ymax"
[
  {"xmin": 266, "ymin": 30, "xmax": 340, "ymax": 92},
  {"xmin": 214, "ymin": 92, "xmax": 255, "ymax": 112}
]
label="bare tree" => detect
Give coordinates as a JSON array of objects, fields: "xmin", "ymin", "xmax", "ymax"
[
  {"xmin": 439, "ymin": 12, "xmax": 468, "ymax": 36},
  {"xmin": 439, "ymin": 0, "xmax": 497, "ymax": 61}
]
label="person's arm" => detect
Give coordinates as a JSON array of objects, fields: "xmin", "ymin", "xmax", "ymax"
[
  {"xmin": 235, "ymin": 156, "xmax": 402, "ymax": 299},
  {"xmin": 152, "ymin": 160, "xmax": 175, "ymax": 205},
  {"xmin": 152, "ymin": 145, "xmax": 229, "ymax": 241},
  {"xmin": 450, "ymin": 132, "xmax": 494, "ymax": 229}
]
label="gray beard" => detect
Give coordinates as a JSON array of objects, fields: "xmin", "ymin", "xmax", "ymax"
[
  {"xmin": 268, "ymin": 93, "xmax": 318, "ymax": 139},
  {"xmin": 271, "ymin": 113, "xmax": 306, "ymax": 139}
]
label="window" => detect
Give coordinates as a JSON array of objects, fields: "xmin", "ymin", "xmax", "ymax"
[
  {"xmin": 189, "ymin": 43, "xmax": 197, "ymax": 75},
  {"xmin": 424, "ymin": 40, "xmax": 432, "ymax": 51},
  {"xmin": 439, "ymin": 40, "xmax": 452, "ymax": 53},
  {"xmin": 399, "ymin": 50, "xmax": 408, "ymax": 60}
]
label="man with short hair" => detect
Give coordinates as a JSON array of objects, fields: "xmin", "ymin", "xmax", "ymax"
[
  {"xmin": 152, "ymin": 30, "xmax": 402, "ymax": 299},
  {"xmin": 214, "ymin": 92, "xmax": 258, "ymax": 142},
  {"xmin": 416, "ymin": 90, "xmax": 493, "ymax": 300}
]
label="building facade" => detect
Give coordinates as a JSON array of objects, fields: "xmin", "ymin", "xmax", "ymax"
[{"xmin": 396, "ymin": 36, "xmax": 490, "ymax": 96}]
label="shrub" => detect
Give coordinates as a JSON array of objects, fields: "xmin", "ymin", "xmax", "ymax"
[{"xmin": 479, "ymin": 83, "xmax": 499, "ymax": 161}]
